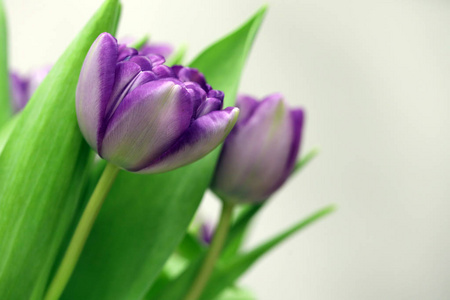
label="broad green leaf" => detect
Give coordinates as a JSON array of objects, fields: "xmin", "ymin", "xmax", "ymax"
[
  {"xmin": 0, "ymin": 0, "xmax": 10, "ymax": 125},
  {"xmin": 62, "ymin": 6, "xmax": 267, "ymax": 300},
  {"xmin": 0, "ymin": 1, "xmax": 121, "ymax": 299},
  {"xmin": 178, "ymin": 231, "xmax": 206, "ymax": 261},
  {"xmin": 199, "ymin": 205, "xmax": 336, "ymax": 300},
  {"xmin": 0, "ymin": 115, "xmax": 17, "ymax": 153}
]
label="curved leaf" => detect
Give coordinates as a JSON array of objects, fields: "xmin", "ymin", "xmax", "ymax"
[{"xmin": 0, "ymin": 1, "xmax": 121, "ymax": 299}]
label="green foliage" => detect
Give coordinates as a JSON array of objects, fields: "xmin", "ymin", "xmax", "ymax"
[
  {"xmin": 166, "ymin": 44, "xmax": 187, "ymax": 66},
  {"xmin": 61, "ymin": 6, "xmax": 266, "ymax": 300},
  {"xmin": 199, "ymin": 205, "xmax": 335, "ymax": 300},
  {"xmin": 0, "ymin": 1, "xmax": 121, "ymax": 299},
  {"xmin": 0, "ymin": 0, "xmax": 10, "ymax": 125},
  {"xmin": 0, "ymin": 115, "xmax": 17, "ymax": 153},
  {"xmin": 148, "ymin": 149, "xmax": 328, "ymax": 300}
]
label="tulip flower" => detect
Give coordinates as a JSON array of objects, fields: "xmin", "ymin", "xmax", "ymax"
[
  {"xmin": 9, "ymin": 66, "xmax": 50, "ymax": 112},
  {"xmin": 76, "ymin": 32, "xmax": 239, "ymax": 173},
  {"xmin": 185, "ymin": 94, "xmax": 304, "ymax": 300},
  {"xmin": 47, "ymin": 33, "xmax": 239, "ymax": 300},
  {"xmin": 211, "ymin": 93, "xmax": 304, "ymax": 203}
]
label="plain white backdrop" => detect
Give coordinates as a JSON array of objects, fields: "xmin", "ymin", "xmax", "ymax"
[{"xmin": 5, "ymin": 0, "xmax": 450, "ymax": 299}]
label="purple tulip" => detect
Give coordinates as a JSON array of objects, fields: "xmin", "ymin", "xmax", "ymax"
[
  {"xmin": 9, "ymin": 66, "xmax": 51, "ymax": 112},
  {"xmin": 76, "ymin": 33, "xmax": 239, "ymax": 173},
  {"xmin": 211, "ymin": 94, "xmax": 304, "ymax": 203}
]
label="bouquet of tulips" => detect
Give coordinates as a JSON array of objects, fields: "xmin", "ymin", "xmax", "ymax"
[{"xmin": 0, "ymin": 1, "xmax": 334, "ymax": 299}]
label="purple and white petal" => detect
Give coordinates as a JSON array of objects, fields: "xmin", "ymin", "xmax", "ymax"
[
  {"xmin": 100, "ymin": 79, "xmax": 193, "ymax": 170},
  {"xmin": 196, "ymin": 98, "xmax": 222, "ymax": 118},
  {"xmin": 117, "ymin": 44, "xmax": 138, "ymax": 61},
  {"xmin": 106, "ymin": 61, "xmax": 141, "ymax": 119},
  {"xmin": 76, "ymin": 32, "xmax": 118, "ymax": 151},
  {"xmin": 138, "ymin": 107, "xmax": 239, "ymax": 174}
]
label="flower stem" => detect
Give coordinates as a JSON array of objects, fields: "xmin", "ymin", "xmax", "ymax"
[
  {"xmin": 44, "ymin": 163, "xmax": 120, "ymax": 300},
  {"xmin": 184, "ymin": 201, "xmax": 235, "ymax": 300}
]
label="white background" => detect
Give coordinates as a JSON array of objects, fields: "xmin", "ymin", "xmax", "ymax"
[{"xmin": 5, "ymin": 0, "xmax": 450, "ymax": 299}]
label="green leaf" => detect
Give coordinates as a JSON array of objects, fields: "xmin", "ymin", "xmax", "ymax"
[
  {"xmin": 152, "ymin": 205, "xmax": 334, "ymax": 300},
  {"xmin": 199, "ymin": 205, "xmax": 336, "ymax": 300},
  {"xmin": 166, "ymin": 44, "xmax": 187, "ymax": 66},
  {"xmin": 220, "ymin": 204, "xmax": 263, "ymax": 261},
  {"xmin": 215, "ymin": 286, "xmax": 256, "ymax": 300},
  {"xmin": 62, "ymin": 6, "xmax": 267, "ymax": 300},
  {"xmin": 294, "ymin": 147, "xmax": 319, "ymax": 173},
  {"xmin": 0, "ymin": 1, "xmax": 121, "ymax": 299},
  {"xmin": 0, "ymin": 0, "xmax": 10, "ymax": 125},
  {"xmin": 0, "ymin": 115, "xmax": 17, "ymax": 154},
  {"xmin": 130, "ymin": 35, "xmax": 149, "ymax": 49},
  {"xmin": 178, "ymin": 232, "xmax": 205, "ymax": 261}
]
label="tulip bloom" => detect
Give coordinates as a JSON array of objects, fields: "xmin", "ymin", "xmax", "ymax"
[
  {"xmin": 76, "ymin": 33, "xmax": 239, "ymax": 173},
  {"xmin": 212, "ymin": 94, "xmax": 304, "ymax": 203},
  {"xmin": 9, "ymin": 66, "xmax": 50, "ymax": 112}
]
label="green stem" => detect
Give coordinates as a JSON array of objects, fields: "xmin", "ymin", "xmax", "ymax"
[
  {"xmin": 184, "ymin": 201, "xmax": 235, "ymax": 300},
  {"xmin": 44, "ymin": 163, "xmax": 120, "ymax": 300}
]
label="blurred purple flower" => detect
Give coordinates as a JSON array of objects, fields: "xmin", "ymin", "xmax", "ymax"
[
  {"xmin": 212, "ymin": 93, "xmax": 304, "ymax": 203},
  {"xmin": 139, "ymin": 43, "xmax": 173, "ymax": 59},
  {"xmin": 200, "ymin": 222, "xmax": 214, "ymax": 245},
  {"xmin": 120, "ymin": 37, "xmax": 174, "ymax": 58},
  {"xmin": 76, "ymin": 33, "xmax": 239, "ymax": 173},
  {"xmin": 9, "ymin": 66, "xmax": 51, "ymax": 112}
]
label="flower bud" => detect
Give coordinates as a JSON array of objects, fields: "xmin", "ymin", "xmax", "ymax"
[
  {"xmin": 9, "ymin": 66, "xmax": 51, "ymax": 112},
  {"xmin": 211, "ymin": 93, "xmax": 304, "ymax": 203},
  {"xmin": 200, "ymin": 222, "xmax": 214, "ymax": 245},
  {"xmin": 76, "ymin": 33, "xmax": 239, "ymax": 173}
]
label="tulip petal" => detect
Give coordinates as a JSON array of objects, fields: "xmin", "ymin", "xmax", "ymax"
[
  {"xmin": 106, "ymin": 61, "xmax": 141, "ymax": 119},
  {"xmin": 100, "ymin": 79, "xmax": 193, "ymax": 170},
  {"xmin": 284, "ymin": 108, "xmax": 304, "ymax": 175},
  {"xmin": 177, "ymin": 67, "xmax": 209, "ymax": 92},
  {"xmin": 118, "ymin": 44, "xmax": 138, "ymax": 61},
  {"xmin": 235, "ymin": 94, "xmax": 259, "ymax": 124},
  {"xmin": 128, "ymin": 56, "xmax": 153, "ymax": 71},
  {"xmin": 213, "ymin": 96, "xmax": 294, "ymax": 202},
  {"xmin": 208, "ymin": 90, "xmax": 224, "ymax": 101},
  {"xmin": 196, "ymin": 98, "xmax": 222, "ymax": 118},
  {"xmin": 185, "ymin": 82, "xmax": 207, "ymax": 114},
  {"xmin": 138, "ymin": 107, "xmax": 239, "ymax": 174},
  {"xmin": 76, "ymin": 32, "xmax": 118, "ymax": 151}
]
